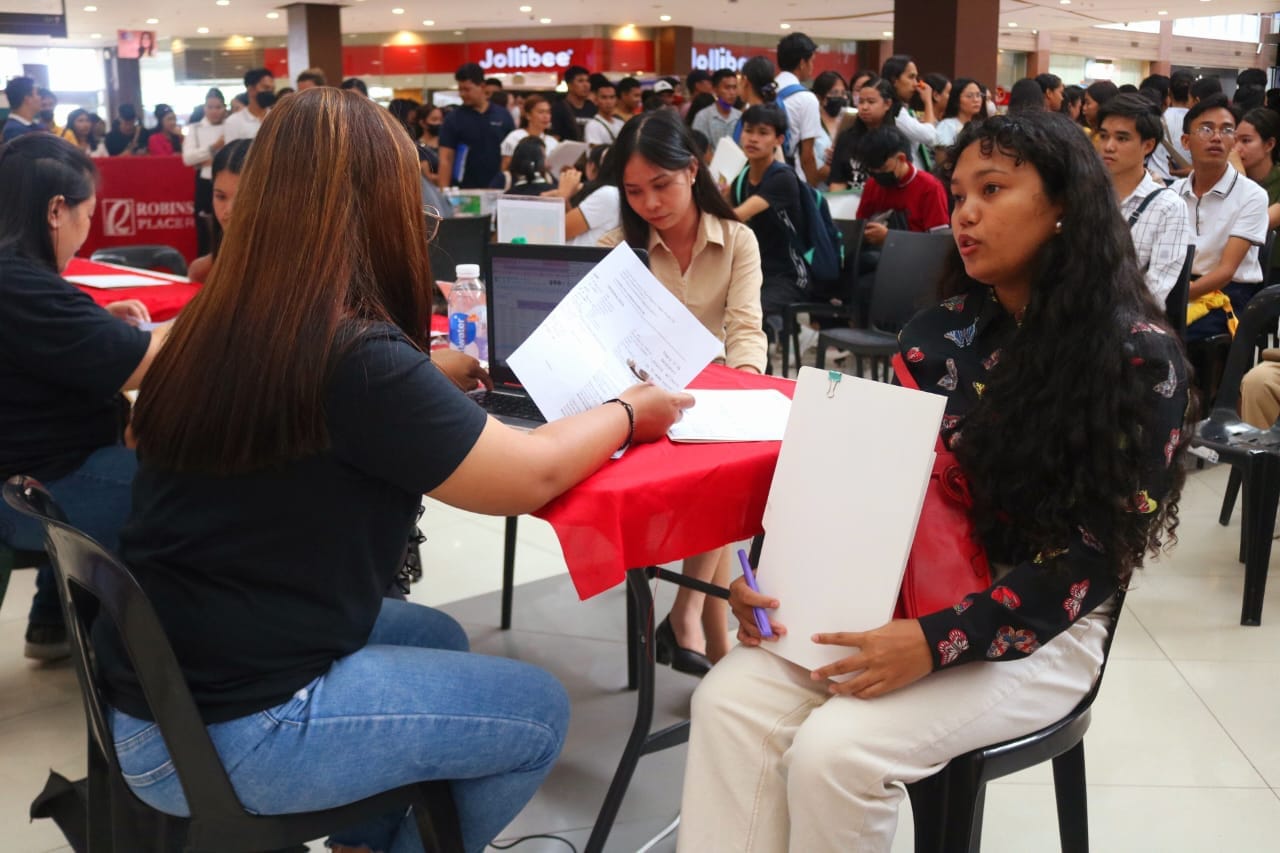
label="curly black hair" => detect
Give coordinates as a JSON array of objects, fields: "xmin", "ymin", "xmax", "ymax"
[{"xmin": 944, "ymin": 112, "xmax": 1190, "ymax": 584}]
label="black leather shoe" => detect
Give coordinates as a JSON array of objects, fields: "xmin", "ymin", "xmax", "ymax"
[
  {"xmin": 24, "ymin": 622, "xmax": 70, "ymax": 662},
  {"xmin": 654, "ymin": 616, "xmax": 711, "ymax": 677}
]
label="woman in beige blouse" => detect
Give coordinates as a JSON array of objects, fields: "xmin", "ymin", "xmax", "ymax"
[{"xmin": 602, "ymin": 108, "xmax": 767, "ymax": 676}]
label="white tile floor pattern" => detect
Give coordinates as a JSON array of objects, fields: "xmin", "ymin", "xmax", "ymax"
[{"xmin": 4, "ymin": 462, "xmax": 1280, "ymax": 852}]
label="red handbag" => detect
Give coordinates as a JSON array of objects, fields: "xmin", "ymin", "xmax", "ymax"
[{"xmin": 891, "ymin": 353, "xmax": 993, "ymax": 618}]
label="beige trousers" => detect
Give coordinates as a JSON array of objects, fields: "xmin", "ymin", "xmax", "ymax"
[
  {"xmin": 677, "ymin": 607, "xmax": 1111, "ymax": 853},
  {"xmin": 1241, "ymin": 361, "xmax": 1280, "ymax": 429}
]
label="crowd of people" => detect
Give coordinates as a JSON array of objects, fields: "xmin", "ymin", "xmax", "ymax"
[{"xmin": 1, "ymin": 30, "xmax": 1275, "ymax": 852}]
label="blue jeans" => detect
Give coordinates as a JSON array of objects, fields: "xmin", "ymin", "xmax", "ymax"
[
  {"xmin": 0, "ymin": 445, "xmax": 137, "ymax": 627},
  {"xmin": 109, "ymin": 598, "xmax": 569, "ymax": 853}
]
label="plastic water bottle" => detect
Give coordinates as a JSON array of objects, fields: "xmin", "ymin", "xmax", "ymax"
[{"xmin": 448, "ymin": 264, "xmax": 487, "ymax": 360}]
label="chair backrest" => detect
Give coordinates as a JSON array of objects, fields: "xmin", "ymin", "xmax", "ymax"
[
  {"xmin": 1164, "ymin": 245, "xmax": 1195, "ymax": 339},
  {"xmin": 1262, "ymin": 229, "xmax": 1277, "ymax": 273},
  {"xmin": 867, "ymin": 230, "xmax": 957, "ymax": 332},
  {"xmin": 428, "ymin": 214, "xmax": 493, "ymax": 283},
  {"xmin": 1209, "ymin": 284, "xmax": 1280, "ymax": 417},
  {"xmin": 2, "ymin": 476, "xmax": 251, "ymax": 823},
  {"xmin": 834, "ymin": 218, "xmax": 866, "ymax": 278},
  {"xmin": 90, "ymin": 244, "xmax": 189, "ymax": 277}
]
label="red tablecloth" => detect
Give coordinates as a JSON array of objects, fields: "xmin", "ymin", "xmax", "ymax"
[
  {"xmin": 534, "ymin": 364, "xmax": 795, "ymax": 599},
  {"xmin": 65, "ymin": 258, "xmax": 201, "ymax": 322}
]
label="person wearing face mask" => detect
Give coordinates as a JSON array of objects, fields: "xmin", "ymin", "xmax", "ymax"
[
  {"xmin": 222, "ymin": 68, "xmax": 276, "ymax": 143},
  {"xmin": 691, "ymin": 69, "xmax": 742, "ymax": 152},
  {"xmin": 855, "ymin": 125, "xmax": 949, "ymax": 248},
  {"xmin": 418, "ymin": 103, "xmax": 444, "ymax": 151},
  {"xmin": 828, "ymin": 76, "xmax": 898, "ymax": 195},
  {"xmin": 812, "ymin": 70, "xmax": 848, "ymax": 188}
]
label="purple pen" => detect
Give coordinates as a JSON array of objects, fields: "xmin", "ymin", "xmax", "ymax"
[{"xmin": 737, "ymin": 548, "xmax": 774, "ymax": 638}]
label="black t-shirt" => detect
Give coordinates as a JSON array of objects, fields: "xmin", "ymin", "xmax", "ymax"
[
  {"xmin": 737, "ymin": 163, "xmax": 809, "ymax": 288},
  {"xmin": 550, "ymin": 96, "xmax": 598, "ymax": 142},
  {"xmin": 830, "ymin": 127, "xmax": 868, "ymax": 194},
  {"xmin": 93, "ymin": 324, "xmax": 489, "ymax": 723},
  {"xmin": 0, "ymin": 255, "xmax": 150, "ymax": 481},
  {"xmin": 438, "ymin": 102, "xmax": 516, "ymax": 189},
  {"xmin": 104, "ymin": 124, "xmax": 148, "ymax": 156}
]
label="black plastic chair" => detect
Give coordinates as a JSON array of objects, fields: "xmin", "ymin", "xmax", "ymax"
[
  {"xmin": 1163, "ymin": 245, "xmax": 1195, "ymax": 339},
  {"xmin": 1189, "ymin": 285, "xmax": 1280, "ymax": 625},
  {"xmin": 816, "ymin": 230, "xmax": 956, "ymax": 381},
  {"xmin": 428, "ymin": 214, "xmax": 493, "ymax": 284},
  {"xmin": 906, "ymin": 588, "xmax": 1126, "ymax": 853},
  {"xmin": 779, "ymin": 219, "xmax": 866, "ymax": 377},
  {"xmin": 90, "ymin": 245, "xmax": 189, "ymax": 277},
  {"xmin": 2, "ymin": 475, "xmax": 465, "ymax": 853}
]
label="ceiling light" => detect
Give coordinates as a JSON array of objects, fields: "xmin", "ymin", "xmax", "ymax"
[
  {"xmin": 90, "ymin": 32, "xmax": 101, "ymax": 38},
  {"xmin": 1158, "ymin": 9, "xmax": 1168, "ymax": 13},
  {"xmin": 392, "ymin": 7, "xmax": 404, "ymax": 13},
  {"xmin": 245, "ymin": 35, "xmax": 253, "ymax": 41},
  {"xmin": 423, "ymin": 19, "xmax": 435, "ymax": 26},
  {"xmin": 780, "ymin": 23, "xmax": 791, "ymax": 29},
  {"xmin": 660, "ymin": 14, "xmax": 671, "ymax": 21},
  {"xmin": 1059, "ymin": 0, "xmax": 1070, "ymax": 4},
  {"xmin": 519, "ymin": 4, "xmax": 532, "ymax": 11},
  {"xmin": 82, "ymin": 5, "xmax": 97, "ymax": 11},
  {"xmin": 197, "ymin": 26, "xmax": 209, "ymax": 33},
  {"xmin": 215, "ymin": 0, "xmax": 230, "ymax": 6},
  {"xmin": 1008, "ymin": 22, "xmax": 1018, "ymax": 27},
  {"xmin": 145, "ymin": 18, "xmax": 159, "ymax": 24},
  {"xmin": 540, "ymin": 17, "xmax": 551, "ymax": 23},
  {"xmin": 266, "ymin": 11, "xmax": 279, "ymax": 18},
  {"xmin": 882, "ymin": 30, "xmax": 893, "ymax": 37}
]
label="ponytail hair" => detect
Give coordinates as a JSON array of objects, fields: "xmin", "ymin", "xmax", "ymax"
[{"xmin": 742, "ymin": 56, "xmax": 777, "ymax": 102}]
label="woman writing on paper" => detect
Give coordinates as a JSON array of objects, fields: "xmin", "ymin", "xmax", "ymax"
[
  {"xmin": 93, "ymin": 88, "xmax": 693, "ymax": 853},
  {"xmin": 0, "ymin": 133, "xmax": 167, "ymax": 661},
  {"xmin": 680, "ymin": 111, "xmax": 1190, "ymax": 850},
  {"xmin": 602, "ymin": 108, "xmax": 768, "ymax": 676}
]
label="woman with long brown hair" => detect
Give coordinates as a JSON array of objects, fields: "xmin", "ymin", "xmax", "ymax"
[{"xmin": 93, "ymin": 88, "xmax": 692, "ymax": 853}]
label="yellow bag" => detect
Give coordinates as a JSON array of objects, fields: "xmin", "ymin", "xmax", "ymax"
[{"xmin": 1187, "ymin": 291, "xmax": 1239, "ymax": 336}]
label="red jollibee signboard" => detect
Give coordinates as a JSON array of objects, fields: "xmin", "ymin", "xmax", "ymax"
[{"xmin": 83, "ymin": 156, "xmax": 199, "ymax": 263}]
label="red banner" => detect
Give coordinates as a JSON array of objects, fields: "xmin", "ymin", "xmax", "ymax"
[
  {"xmin": 263, "ymin": 38, "xmax": 654, "ymax": 79},
  {"xmin": 84, "ymin": 155, "xmax": 199, "ymax": 263}
]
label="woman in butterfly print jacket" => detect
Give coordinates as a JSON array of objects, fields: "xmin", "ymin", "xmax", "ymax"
[{"xmin": 678, "ymin": 112, "xmax": 1190, "ymax": 852}]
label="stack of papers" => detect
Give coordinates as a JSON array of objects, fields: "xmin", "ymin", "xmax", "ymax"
[
  {"xmin": 709, "ymin": 137, "xmax": 747, "ymax": 187},
  {"xmin": 667, "ymin": 390, "xmax": 791, "ymax": 443},
  {"xmin": 66, "ymin": 273, "xmax": 170, "ymax": 289}
]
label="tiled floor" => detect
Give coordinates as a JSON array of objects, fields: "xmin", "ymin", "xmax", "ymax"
[{"xmin": 3, "ymin": 462, "xmax": 1280, "ymax": 851}]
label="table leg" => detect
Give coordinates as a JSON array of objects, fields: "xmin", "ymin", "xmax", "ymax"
[{"xmin": 501, "ymin": 516, "xmax": 517, "ymax": 630}]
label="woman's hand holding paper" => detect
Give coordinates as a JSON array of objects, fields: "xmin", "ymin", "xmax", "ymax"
[
  {"xmin": 810, "ymin": 620, "xmax": 932, "ymax": 699},
  {"xmin": 730, "ymin": 575, "xmax": 785, "ymax": 645}
]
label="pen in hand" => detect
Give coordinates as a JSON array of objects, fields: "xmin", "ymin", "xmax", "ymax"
[{"xmin": 737, "ymin": 548, "xmax": 774, "ymax": 638}]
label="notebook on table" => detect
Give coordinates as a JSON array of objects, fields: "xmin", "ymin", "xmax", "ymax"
[{"xmin": 470, "ymin": 243, "xmax": 649, "ymax": 429}]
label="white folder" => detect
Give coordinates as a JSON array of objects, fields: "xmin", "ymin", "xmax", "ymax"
[{"xmin": 757, "ymin": 366, "xmax": 945, "ymax": 675}]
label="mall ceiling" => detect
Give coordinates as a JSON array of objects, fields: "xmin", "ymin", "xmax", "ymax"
[{"xmin": 6, "ymin": 0, "xmax": 1277, "ymax": 46}]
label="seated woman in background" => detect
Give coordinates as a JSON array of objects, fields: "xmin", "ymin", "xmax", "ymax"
[
  {"xmin": 603, "ymin": 108, "xmax": 768, "ymax": 675},
  {"xmin": 0, "ymin": 134, "xmax": 167, "ymax": 661},
  {"xmin": 880, "ymin": 54, "xmax": 939, "ymax": 170},
  {"xmin": 187, "ymin": 139, "xmax": 250, "ymax": 283},
  {"xmin": 60, "ymin": 108, "xmax": 106, "ymax": 157},
  {"xmin": 553, "ymin": 143, "xmax": 622, "ymax": 246},
  {"xmin": 146, "ymin": 104, "xmax": 184, "ymax": 156},
  {"xmin": 811, "ymin": 70, "xmax": 848, "ymax": 186},
  {"xmin": 934, "ymin": 77, "xmax": 987, "ymax": 166},
  {"xmin": 95, "ymin": 87, "xmax": 692, "ymax": 853},
  {"xmin": 490, "ymin": 135, "xmax": 557, "ymax": 195},
  {"xmin": 500, "ymin": 94, "xmax": 558, "ymax": 174},
  {"xmin": 681, "ymin": 111, "xmax": 1190, "ymax": 851}
]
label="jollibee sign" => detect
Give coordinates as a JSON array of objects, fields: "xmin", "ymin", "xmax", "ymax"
[
  {"xmin": 691, "ymin": 46, "xmax": 749, "ymax": 72},
  {"xmin": 479, "ymin": 43, "xmax": 575, "ymax": 71}
]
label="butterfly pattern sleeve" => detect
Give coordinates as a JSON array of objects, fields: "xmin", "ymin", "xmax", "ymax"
[{"xmin": 898, "ymin": 289, "xmax": 1190, "ymax": 670}]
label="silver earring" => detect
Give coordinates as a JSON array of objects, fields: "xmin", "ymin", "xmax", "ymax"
[{"xmin": 1054, "ymin": 220, "xmax": 1063, "ymax": 232}]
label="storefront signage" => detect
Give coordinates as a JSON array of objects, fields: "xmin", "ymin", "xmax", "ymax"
[
  {"xmin": 84, "ymin": 156, "xmax": 198, "ymax": 261},
  {"xmin": 691, "ymin": 45, "xmax": 749, "ymax": 72},
  {"xmin": 479, "ymin": 43, "xmax": 575, "ymax": 72}
]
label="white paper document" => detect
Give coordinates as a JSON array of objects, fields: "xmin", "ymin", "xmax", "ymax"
[
  {"xmin": 709, "ymin": 137, "xmax": 748, "ymax": 186},
  {"xmin": 507, "ymin": 243, "xmax": 722, "ymax": 420},
  {"xmin": 547, "ymin": 141, "xmax": 589, "ymax": 175},
  {"xmin": 667, "ymin": 390, "xmax": 792, "ymax": 443},
  {"xmin": 66, "ymin": 274, "xmax": 170, "ymax": 289},
  {"xmin": 756, "ymin": 366, "xmax": 945, "ymax": 677},
  {"xmin": 496, "ymin": 195, "xmax": 566, "ymax": 245}
]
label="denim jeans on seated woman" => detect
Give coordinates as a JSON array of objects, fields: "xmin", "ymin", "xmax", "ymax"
[
  {"xmin": 109, "ymin": 598, "xmax": 570, "ymax": 853},
  {"xmin": 0, "ymin": 444, "xmax": 138, "ymax": 627}
]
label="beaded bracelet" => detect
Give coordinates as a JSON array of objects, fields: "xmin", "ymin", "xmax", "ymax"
[{"xmin": 604, "ymin": 398, "xmax": 635, "ymax": 453}]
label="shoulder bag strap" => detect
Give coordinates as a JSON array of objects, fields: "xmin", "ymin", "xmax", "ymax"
[{"xmin": 1127, "ymin": 186, "xmax": 1171, "ymax": 227}]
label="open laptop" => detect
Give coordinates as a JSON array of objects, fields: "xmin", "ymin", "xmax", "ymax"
[{"xmin": 471, "ymin": 243, "xmax": 649, "ymax": 429}]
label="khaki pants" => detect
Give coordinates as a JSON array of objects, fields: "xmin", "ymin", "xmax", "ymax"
[
  {"xmin": 678, "ymin": 607, "xmax": 1111, "ymax": 853},
  {"xmin": 1241, "ymin": 361, "xmax": 1280, "ymax": 429}
]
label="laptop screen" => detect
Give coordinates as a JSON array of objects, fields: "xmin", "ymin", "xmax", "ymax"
[{"xmin": 482, "ymin": 244, "xmax": 647, "ymax": 387}]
